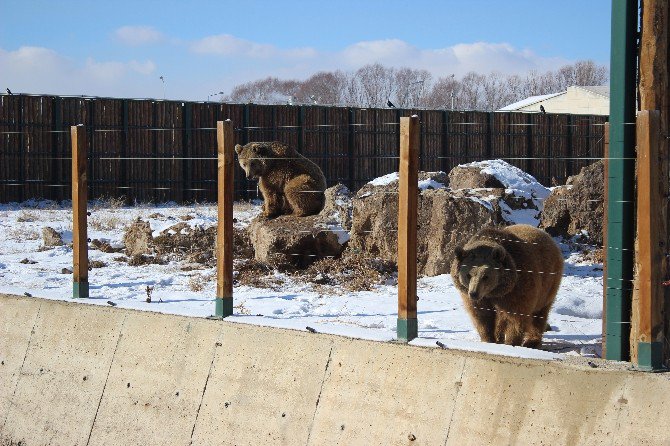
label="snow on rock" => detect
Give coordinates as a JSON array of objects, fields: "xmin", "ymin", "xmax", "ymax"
[
  {"xmin": 465, "ymin": 159, "xmax": 550, "ymax": 200},
  {"xmin": 368, "ymin": 172, "xmax": 399, "ymax": 187},
  {"xmin": 450, "ymin": 159, "xmax": 550, "ymax": 226}
]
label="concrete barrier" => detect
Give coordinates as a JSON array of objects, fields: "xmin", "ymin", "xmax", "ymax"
[{"xmin": 1, "ymin": 294, "xmax": 669, "ymax": 446}]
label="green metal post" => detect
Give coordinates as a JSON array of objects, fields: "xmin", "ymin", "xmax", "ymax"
[{"xmin": 605, "ymin": 0, "xmax": 637, "ymax": 361}]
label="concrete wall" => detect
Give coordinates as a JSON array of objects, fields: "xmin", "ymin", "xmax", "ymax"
[{"xmin": 1, "ymin": 294, "xmax": 669, "ymax": 446}]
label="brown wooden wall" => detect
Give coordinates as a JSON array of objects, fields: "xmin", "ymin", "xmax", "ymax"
[{"xmin": 0, "ymin": 94, "xmax": 607, "ymax": 203}]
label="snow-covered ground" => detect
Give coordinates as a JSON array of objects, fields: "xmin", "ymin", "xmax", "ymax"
[{"xmin": 0, "ymin": 198, "xmax": 604, "ymax": 362}]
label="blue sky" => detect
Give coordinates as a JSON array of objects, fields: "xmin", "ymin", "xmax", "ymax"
[{"xmin": 0, "ymin": 0, "xmax": 611, "ymax": 100}]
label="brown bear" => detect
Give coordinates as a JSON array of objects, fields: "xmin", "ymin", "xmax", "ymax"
[
  {"xmin": 235, "ymin": 141, "xmax": 327, "ymax": 218},
  {"xmin": 450, "ymin": 224, "xmax": 563, "ymax": 349}
]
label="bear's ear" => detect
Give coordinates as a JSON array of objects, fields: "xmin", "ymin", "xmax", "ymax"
[
  {"xmin": 454, "ymin": 246, "xmax": 465, "ymax": 261},
  {"xmin": 234, "ymin": 144, "xmax": 243, "ymax": 155}
]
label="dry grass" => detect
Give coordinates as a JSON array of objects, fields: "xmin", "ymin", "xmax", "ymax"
[
  {"xmin": 89, "ymin": 215, "xmax": 125, "ymax": 231},
  {"xmin": 7, "ymin": 227, "xmax": 40, "ymax": 241},
  {"xmin": 90, "ymin": 196, "xmax": 126, "ymax": 211},
  {"xmin": 188, "ymin": 274, "xmax": 206, "ymax": 292},
  {"xmin": 15, "ymin": 210, "xmax": 38, "ymax": 222}
]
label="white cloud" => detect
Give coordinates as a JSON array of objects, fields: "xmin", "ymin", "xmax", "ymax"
[
  {"xmin": 114, "ymin": 26, "xmax": 164, "ymax": 46},
  {"xmin": 335, "ymin": 39, "xmax": 568, "ymax": 78},
  {"xmin": 0, "ymin": 46, "xmax": 158, "ymax": 97},
  {"xmin": 190, "ymin": 34, "xmax": 317, "ymax": 59}
]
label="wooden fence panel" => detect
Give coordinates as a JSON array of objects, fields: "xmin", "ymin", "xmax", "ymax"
[{"xmin": 0, "ymin": 95, "xmax": 607, "ymax": 203}]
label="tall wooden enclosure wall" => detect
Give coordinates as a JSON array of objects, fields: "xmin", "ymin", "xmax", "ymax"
[{"xmin": 0, "ymin": 94, "xmax": 606, "ymax": 203}]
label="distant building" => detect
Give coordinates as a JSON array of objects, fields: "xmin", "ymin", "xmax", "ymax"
[{"xmin": 498, "ymin": 86, "xmax": 609, "ymax": 115}]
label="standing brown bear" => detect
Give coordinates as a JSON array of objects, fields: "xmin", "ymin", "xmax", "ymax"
[
  {"xmin": 235, "ymin": 142, "xmax": 327, "ymax": 218},
  {"xmin": 450, "ymin": 224, "xmax": 563, "ymax": 349}
]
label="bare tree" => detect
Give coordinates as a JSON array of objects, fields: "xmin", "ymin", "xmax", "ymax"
[
  {"xmin": 223, "ymin": 59, "xmax": 608, "ymax": 111},
  {"xmin": 354, "ymin": 63, "xmax": 396, "ymax": 107},
  {"xmin": 295, "ymin": 70, "xmax": 348, "ymax": 105}
]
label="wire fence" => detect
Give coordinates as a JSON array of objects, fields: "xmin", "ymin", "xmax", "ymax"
[{"xmin": 0, "ymin": 94, "xmax": 606, "ymax": 204}]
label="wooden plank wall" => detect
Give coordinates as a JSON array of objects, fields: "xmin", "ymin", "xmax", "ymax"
[{"xmin": 0, "ymin": 94, "xmax": 607, "ymax": 203}]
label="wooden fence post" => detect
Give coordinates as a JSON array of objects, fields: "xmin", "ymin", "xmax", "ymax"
[
  {"xmin": 215, "ymin": 120, "xmax": 234, "ymax": 317},
  {"xmin": 635, "ymin": 110, "xmax": 664, "ymax": 370},
  {"xmin": 71, "ymin": 124, "xmax": 89, "ymax": 299},
  {"xmin": 397, "ymin": 115, "xmax": 419, "ymax": 342}
]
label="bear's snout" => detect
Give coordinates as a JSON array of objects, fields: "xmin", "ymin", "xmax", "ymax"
[{"xmin": 468, "ymin": 290, "xmax": 479, "ymax": 300}]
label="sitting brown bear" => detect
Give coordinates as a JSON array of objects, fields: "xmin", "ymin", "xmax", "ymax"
[
  {"xmin": 235, "ymin": 141, "xmax": 327, "ymax": 218},
  {"xmin": 450, "ymin": 224, "xmax": 563, "ymax": 349}
]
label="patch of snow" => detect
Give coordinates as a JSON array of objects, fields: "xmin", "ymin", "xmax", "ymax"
[
  {"xmin": 418, "ymin": 179, "xmax": 446, "ymax": 191},
  {"xmin": 498, "ymin": 201, "xmax": 542, "ymax": 226},
  {"xmin": 368, "ymin": 172, "xmax": 399, "ymax": 187}
]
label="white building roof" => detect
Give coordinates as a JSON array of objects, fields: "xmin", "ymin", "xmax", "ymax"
[
  {"xmin": 498, "ymin": 92, "xmax": 564, "ymax": 111},
  {"xmin": 574, "ymin": 85, "xmax": 610, "ymax": 98}
]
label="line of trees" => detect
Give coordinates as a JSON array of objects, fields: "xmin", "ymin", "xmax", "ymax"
[{"xmin": 225, "ymin": 60, "xmax": 608, "ymax": 111}]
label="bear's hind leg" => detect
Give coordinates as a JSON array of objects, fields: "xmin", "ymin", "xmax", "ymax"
[{"xmin": 285, "ymin": 175, "xmax": 323, "ymax": 217}]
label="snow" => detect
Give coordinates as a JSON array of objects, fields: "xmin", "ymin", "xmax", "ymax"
[
  {"xmin": 0, "ymin": 200, "xmax": 605, "ymax": 361},
  {"xmin": 418, "ymin": 178, "xmax": 447, "ymax": 191},
  {"xmin": 368, "ymin": 172, "xmax": 398, "ymax": 186},
  {"xmin": 463, "ymin": 159, "xmax": 550, "ymax": 200}
]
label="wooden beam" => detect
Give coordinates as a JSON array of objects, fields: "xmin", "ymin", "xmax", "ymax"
[
  {"xmin": 397, "ymin": 115, "xmax": 419, "ymax": 342},
  {"xmin": 638, "ymin": 0, "xmax": 669, "ymax": 369},
  {"xmin": 635, "ymin": 110, "xmax": 664, "ymax": 369},
  {"xmin": 215, "ymin": 120, "xmax": 234, "ymax": 317},
  {"xmin": 71, "ymin": 125, "xmax": 89, "ymax": 299}
]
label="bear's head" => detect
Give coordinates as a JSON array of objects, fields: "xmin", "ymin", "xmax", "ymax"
[
  {"xmin": 453, "ymin": 243, "xmax": 517, "ymax": 301},
  {"xmin": 235, "ymin": 142, "xmax": 273, "ymax": 180}
]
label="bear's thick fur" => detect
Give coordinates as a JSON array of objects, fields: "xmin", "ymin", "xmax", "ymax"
[
  {"xmin": 235, "ymin": 142, "xmax": 327, "ymax": 218},
  {"xmin": 450, "ymin": 224, "xmax": 563, "ymax": 348}
]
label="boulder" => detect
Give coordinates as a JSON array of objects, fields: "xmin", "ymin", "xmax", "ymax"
[
  {"xmin": 540, "ymin": 160, "xmax": 604, "ymax": 244},
  {"xmin": 247, "ymin": 184, "xmax": 352, "ymax": 270},
  {"xmin": 448, "ymin": 165, "xmax": 505, "ymax": 189},
  {"xmin": 349, "ymin": 172, "xmax": 500, "ymax": 276},
  {"xmin": 349, "ymin": 162, "xmax": 553, "ymax": 277},
  {"xmin": 123, "ymin": 218, "xmax": 153, "ymax": 257},
  {"xmin": 449, "ymin": 160, "xmax": 550, "ymax": 227},
  {"xmin": 319, "ymin": 183, "xmax": 354, "ymax": 231},
  {"xmin": 42, "ymin": 227, "xmax": 63, "ymax": 247}
]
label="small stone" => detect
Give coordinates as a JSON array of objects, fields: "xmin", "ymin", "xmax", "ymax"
[
  {"xmin": 61, "ymin": 268, "xmax": 72, "ymax": 274},
  {"xmin": 340, "ymin": 424, "xmax": 345, "ymax": 431},
  {"xmin": 281, "ymin": 412, "xmax": 286, "ymax": 418},
  {"xmin": 408, "ymin": 433, "xmax": 416, "ymax": 441},
  {"xmin": 224, "ymin": 402, "xmax": 230, "ymax": 408},
  {"xmin": 23, "ymin": 292, "xmax": 32, "ymax": 297},
  {"xmin": 83, "ymin": 376, "xmax": 87, "ymax": 381},
  {"xmin": 42, "ymin": 227, "xmax": 64, "ymax": 247},
  {"xmin": 127, "ymin": 382, "xmax": 131, "ymax": 388},
  {"xmin": 20, "ymin": 258, "xmax": 37, "ymax": 265}
]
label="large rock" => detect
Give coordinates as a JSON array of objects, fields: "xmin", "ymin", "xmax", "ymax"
[
  {"xmin": 319, "ymin": 183, "xmax": 354, "ymax": 231},
  {"xmin": 248, "ymin": 185, "xmax": 351, "ymax": 269},
  {"xmin": 349, "ymin": 172, "xmax": 500, "ymax": 276},
  {"xmin": 448, "ymin": 165, "xmax": 505, "ymax": 189},
  {"xmin": 349, "ymin": 162, "xmax": 552, "ymax": 277},
  {"xmin": 541, "ymin": 160, "xmax": 604, "ymax": 244}
]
